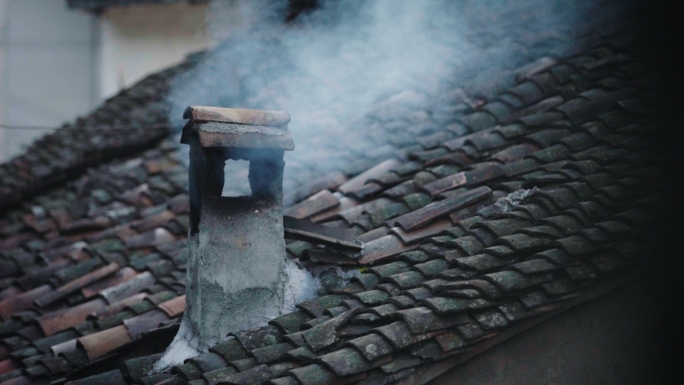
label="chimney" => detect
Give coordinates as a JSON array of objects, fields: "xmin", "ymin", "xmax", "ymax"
[{"xmin": 178, "ymin": 106, "xmax": 294, "ymax": 350}]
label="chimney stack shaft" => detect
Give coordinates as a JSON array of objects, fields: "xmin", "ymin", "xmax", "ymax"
[{"xmin": 179, "ymin": 106, "xmax": 294, "ymax": 350}]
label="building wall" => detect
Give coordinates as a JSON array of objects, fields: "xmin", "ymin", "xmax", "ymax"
[
  {"xmin": 0, "ymin": 1, "xmax": 222, "ymax": 162},
  {"xmin": 0, "ymin": 0, "xmax": 98, "ymax": 162},
  {"xmin": 98, "ymin": 2, "xmax": 211, "ymax": 99},
  {"xmin": 428, "ymin": 272, "xmax": 677, "ymax": 385}
]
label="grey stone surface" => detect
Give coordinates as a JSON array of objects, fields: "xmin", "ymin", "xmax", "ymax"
[{"xmin": 181, "ymin": 135, "xmax": 288, "ymax": 351}]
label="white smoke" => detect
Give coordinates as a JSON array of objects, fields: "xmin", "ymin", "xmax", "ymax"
[{"xmin": 170, "ymin": 0, "xmax": 634, "ymax": 193}]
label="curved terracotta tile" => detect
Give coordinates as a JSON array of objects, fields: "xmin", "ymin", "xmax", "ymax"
[
  {"xmin": 0, "ymin": 358, "xmax": 19, "ymax": 375},
  {"xmin": 90, "ymin": 293, "xmax": 148, "ymax": 320},
  {"xmin": 0, "ymin": 286, "xmax": 21, "ymax": 302},
  {"xmin": 123, "ymin": 310, "xmax": 169, "ymax": 339},
  {"xmin": 98, "ymin": 271, "xmax": 156, "ymax": 304},
  {"xmin": 50, "ymin": 338, "xmax": 78, "ymax": 356},
  {"xmin": 338, "ymin": 159, "xmax": 402, "ymax": 195},
  {"xmin": 157, "ymin": 295, "xmax": 186, "ymax": 318},
  {"xmin": 81, "ymin": 267, "xmax": 138, "ymax": 299},
  {"xmin": 34, "ymin": 262, "xmax": 119, "ymax": 308},
  {"xmin": 0, "ymin": 284, "xmax": 51, "ymax": 320},
  {"xmin": 37, "ymin": 298, "xmax": 107, "ymax": 336},
  {"xmin": 77, "ymin": 324, "xmax": 132, "ymax": 361}
]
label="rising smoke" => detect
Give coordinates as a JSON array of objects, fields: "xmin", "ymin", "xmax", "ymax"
[
  {"xmin": 169, "ymin": 0, "xmax": 633, "ymax": 195},
  {"xmin": 159, "ymin": 0, "xmax": 635, "ymax": 367}
]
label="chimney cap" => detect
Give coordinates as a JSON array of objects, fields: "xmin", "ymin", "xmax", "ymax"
[
  {"xmin": 183, "ymin": 106, "xmax": 291, "ymax": 126},
  {"xmin": 181, "ymin": 106, "xmax": 294, "ymax": 151}
]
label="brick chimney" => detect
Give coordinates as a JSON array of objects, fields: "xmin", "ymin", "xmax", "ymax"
[{"xmin": 178, "ymin": 106, "xmax": 294, "ymax": 350}]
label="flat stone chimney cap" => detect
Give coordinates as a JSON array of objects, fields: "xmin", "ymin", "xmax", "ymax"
[
  {"xmin": 181, "ymin": 106, "xmax": 294, "ymax": 150},
  {"xmin": 183, "ymin": 106, "xmax": 291, "ymax": 126}
]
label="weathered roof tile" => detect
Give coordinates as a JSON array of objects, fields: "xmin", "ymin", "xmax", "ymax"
[{"xmin": 392, "ymin": 187, "xmax": 491, "ymax": 231}]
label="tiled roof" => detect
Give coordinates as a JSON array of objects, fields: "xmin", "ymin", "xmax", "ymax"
[{"xmin": 0, "ymin": 14, "xmax": 667, "ymax": 385}]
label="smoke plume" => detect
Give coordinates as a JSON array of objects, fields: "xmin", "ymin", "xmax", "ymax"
[{"xmin": 169, "ymin": 0, "xmax": 633, "ymax": 194}]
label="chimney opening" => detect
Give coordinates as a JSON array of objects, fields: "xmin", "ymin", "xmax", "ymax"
[
  {"xmin": 172, "ymin": 106, "xmax": 295, "ymax": 357},
  {"xmin": 222, "ymin": 159, "xmax": 252, "ymax": 197}
]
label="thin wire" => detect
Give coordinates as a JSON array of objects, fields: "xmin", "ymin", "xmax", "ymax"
[{"xmin": 0, "ymin": 123, "xmax": 171, "ymax": 131}]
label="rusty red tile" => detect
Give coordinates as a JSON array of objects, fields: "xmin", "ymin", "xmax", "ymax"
[
  {"xmin": 420, "ymin": 172, "xmax": 467, "ymax": 196},
  {"xmin": 61, "ymin": 216, "xmax": 114, "ymax": 234},
  {"xmin": 392, "ymin": 187, "xmax": 492, "ymax": 231},
  {"xmin": 145, "ymin": 158, "xmax": 179, "ymax": 174},
  {"xmin": 158, "ymin": 295, "xmax": 186, "ymax": 317},
  {"xmin": 34, "ymin": 262, "xmax": 120, "ymax": 308},
  {"xmin": 422, "ymin": 166, "xmax": 504, "ymax": 196},
  {"xmin": 77, "ymin": 324, "xmax": 132, "ymax": 360},
  {"xmin": 390, "ymin": 218, "xmax": 453, "ymax": 244},
  {"xmin": 0, "ymin": 284, "xmax": 51, "ymax": 320},
  {"xmin": 0, "ymin": 358, "xmax": 19, "ymax": 375},
  {"xmin": 184, "ymin": 106, "xmax": 291, "ymax": 126},
  {"xmin": 37, "ymin": 298, "xmax": 108, "ymax": 336}
]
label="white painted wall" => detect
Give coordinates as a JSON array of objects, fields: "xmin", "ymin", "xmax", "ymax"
[
  {"xmin": 0, "ymin": 1, "xmax": 223, "ymax": 162},
  {"xmin": 99, "ymin": 3, "xmax": 211, "ymax": 99},
  {"xmin": 0, "ymin": 0, "xmax": 98, "ymax": 162}
]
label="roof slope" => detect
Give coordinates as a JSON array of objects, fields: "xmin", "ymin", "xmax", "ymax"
[{"xmin": 0, "ymin": 13, "xmax": 667, "ymax": 385}]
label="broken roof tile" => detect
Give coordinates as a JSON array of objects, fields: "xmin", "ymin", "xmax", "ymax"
[
  {"xmin": 391, "ymin": 187, "xmax": 491, "ymax": 231},
  {"xmin": 35, "ymin": 262, "xmax": 120, "ymax": 308},
  {"xmin": 422, "ymin": 166, "xmax": 504, "ymax": 196}
]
